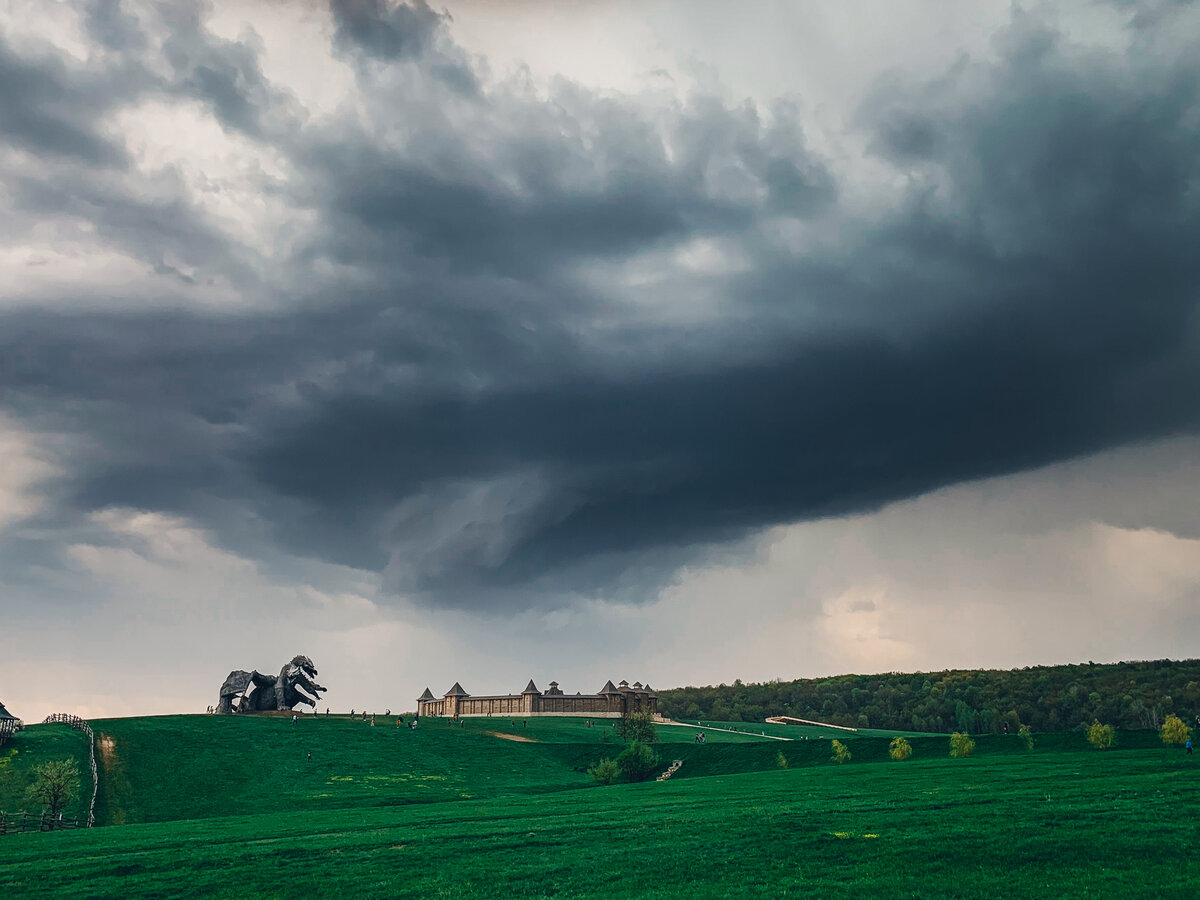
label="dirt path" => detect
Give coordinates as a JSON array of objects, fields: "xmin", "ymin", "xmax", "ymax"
[{"xmin": 484, "ymin": 731, "xmax": 538, "ymax": 743}]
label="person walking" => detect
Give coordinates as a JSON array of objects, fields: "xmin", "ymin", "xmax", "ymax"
[{"xmin": 1187, "ymin": 738, "xmax": 1193, "ymax": 755}]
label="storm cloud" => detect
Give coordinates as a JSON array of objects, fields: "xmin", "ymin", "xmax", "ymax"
[{"xmin": 2, "ymin": 0, "xmax": 1199, "ymax": 614}]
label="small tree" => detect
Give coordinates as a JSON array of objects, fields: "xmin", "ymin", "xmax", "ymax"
[
  {"xmin": 889, "ymin": 737, "xmax": 913, "ymax": 761},
  {"xmin": 831, "ymin": 739, "xmax": 851, "ymax": 764},
  {"xmin": 1160, "ymin": 714, "xmax": 1191, "ymax": 746},
  {"xmin": 776, "ymin": 750, "xmax": 789, "ymax": 769},
  {"xmin": 1018, "ymin": 724, "xmax": 1034, "ymax": 750},
  {"xmin": 616, "ymin": 740, "xmax": 659, "ymax": 782},
  {"xmin": 26, "ymin": 758, "xmax": 80, "ymax": 824},
  {"xmin": 1086, "ymin": 720, "xmax": 1116, "ymax": 751},
  {"xmin": 588, "ymin": 758, "xmax": 619, "ymax": 785},
  {"xmin": 619, "ymin": 708, "xmax": 658, "ymax": 744},
  {"xmin": 949, "ymin": 732, "xmax": 975, "ymax": 758}
]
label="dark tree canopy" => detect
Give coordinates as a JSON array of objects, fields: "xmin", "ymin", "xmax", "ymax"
[{"xmin": 658, "ymin": 659, "xmax": 1200, "ymax": 733}]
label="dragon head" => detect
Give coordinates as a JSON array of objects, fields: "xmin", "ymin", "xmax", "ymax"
[{"xmin": 280, "ymin": 655, "xmax": 327, "ymax": 708}]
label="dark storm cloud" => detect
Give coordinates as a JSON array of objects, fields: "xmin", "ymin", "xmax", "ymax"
[
  {"xmin": 0, "ymin": 34, "xmax": 130, "ymax": 167},
  {"xmin": 329, "ymin": 0, "xmax": 442, "ymax": 61},
  {"xmin": 2, "ymin": 2, "xmax": 1199, "ymax": 611}
]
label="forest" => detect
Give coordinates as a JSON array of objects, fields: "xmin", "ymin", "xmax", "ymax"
[{"xmin": 656, "ymin": 659, "xmax": 1200, "ymax": 733}]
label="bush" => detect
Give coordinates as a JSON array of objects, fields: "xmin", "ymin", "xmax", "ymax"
[
  {"xmin": 587, "ymin": 758, "xmax": 619, "ymax": 786},
  {"xmin": 889, "ymin": 737, "xmax": 912, "ymax": 761},
  {"xmin": 776, "ymin": 750, "xmax": 789, "ymax": 769},
  {"xmin": 1018, "ymin": 724, "xmax": 1034, "ymax": 750},
  {"xmin": 1160, "ymin": 714, "xmax": 1191, "ymax": 746},
  {"xmin": 616, "ymin": 740, "xmax": 659, "ymax": 782},
  {"xmin": 949, "ymin": 732, "xmax": 975, "ymax": 758},
  {"xmin": 831, "ymin": 740, "xmax": 851, "ymax": 764},
  {"xmin": 1086, "ymin": 720, "xmax": 1116, "ymax": 750}
]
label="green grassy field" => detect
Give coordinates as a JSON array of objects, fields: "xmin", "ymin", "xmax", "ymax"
[
  {"xmin": 678, "ymin": 718, "xmax": 936, "ymax": 740},
  {"xmin": 676, "ymin": 720, "xmax": 936, "ymax": 739},
  {"xmin": 0, "ymin": 723, "xmax": 92, "ymax": 823},
  {"xmin": 1, "ymin": 715, "xmax": 1196, "ymax": 898}
]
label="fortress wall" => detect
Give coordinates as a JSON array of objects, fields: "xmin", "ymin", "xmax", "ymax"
[{"xmin": 417, "ymin": 682, "xmax": 657, "ymax": 718}]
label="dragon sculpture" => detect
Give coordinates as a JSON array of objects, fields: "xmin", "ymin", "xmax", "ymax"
[{"xmin": 216, "ymin": 655, "xmax": 327, "ymax": 714}]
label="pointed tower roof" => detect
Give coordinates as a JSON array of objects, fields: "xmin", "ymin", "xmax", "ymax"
[
  {"xmin": 644, "ymin": 683, "xmax": 656, "ymax": 697},
  {"xmin": 417, "ymin": 687, "xmax": 436, "ymax": 702},
  {"xmin": 444, "ymin": 682, "xmax": 469, "ymax": 697},
  {"xmin": 0, "ymin": 699, "xmax": 13, "ymax": 719},
  {"xmin": 633, "ymin": 682, "xmax": 643, "ymax": 690},
  {"xmin": 522, "ymin": 680, "xmax": 541, "ymax": 695},
  {"xmin": 618, "ymin": 680, "xmax": 631, "ymax": 690},
  {"xmin": 599, "ymin": 680, "xmax": 619, "ymax": 695}
]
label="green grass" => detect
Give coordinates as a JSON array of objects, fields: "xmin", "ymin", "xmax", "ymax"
[
  {"xmin": 2, "ymin": 715, "xmax": 1196, "ymax": 898},
  {"xmin": 679, "ymin": 718, "xmax": 938, "ymax": 740},
  {"xmin": 0, "ymin": 723, "xmax": 92, "ymax": 823},
  {"xmin": 1, "ymin": 744, "xmax": 1197, "ymax": 898},
  {"xmin": 452, "ymin": 714, "xmax": 770, "ymax": 743}
]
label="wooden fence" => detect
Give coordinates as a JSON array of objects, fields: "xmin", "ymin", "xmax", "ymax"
[
  {"xmin": 40, "ymin": 714, "xmax": 98, "ymax": 828},
  {"xmin": 0, "ymin": 811, "xmax": 87, "ymax": 835}
]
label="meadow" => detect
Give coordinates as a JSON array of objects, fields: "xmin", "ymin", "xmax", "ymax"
[{"xmin": 0, "ymin": 714, "xmax": 1196, "ymax": 898}]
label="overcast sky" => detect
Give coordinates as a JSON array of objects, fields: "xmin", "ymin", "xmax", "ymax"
[{"xmin": 2, "ymin": 0, "xmax": 1199, "ymax": 722}]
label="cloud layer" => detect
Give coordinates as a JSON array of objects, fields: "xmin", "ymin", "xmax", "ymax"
[{"xmin": 2, "ymin": 0, "xmax": 1199, "ymax": 617}]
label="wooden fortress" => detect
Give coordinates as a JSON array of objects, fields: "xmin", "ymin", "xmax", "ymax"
[{"xmin": 416, "ymin": 679, "xmax": 657, "ymax": 718}]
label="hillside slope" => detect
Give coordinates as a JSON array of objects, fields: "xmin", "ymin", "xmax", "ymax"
[
  {"xmin": 2, "ymin": 743, "xmax": 1197, "ymax": 899},
  {"xmin": 0, "ymin": 723, "xmax": 92, "ymax": 823}
]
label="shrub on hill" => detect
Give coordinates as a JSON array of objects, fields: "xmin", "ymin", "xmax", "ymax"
[
  {"xmin": 1160, "ymin": 714, "xmax": 1190, "ymax": 746},
  {"xmin": 1018, "ymin": 724, "xmax": 1034, "ymax": 750},
  {"xmin": 949, "ymin": 733, "xmax": 975, "ymax": 758},
  {"xmin": 889, "ymin": 737, "xmax": 912, "ymax": 761},
  {"xmin": 588, "ymin": 758, "xmax": 619, "ymax": 786},
  {"xmin": 830, "ymin": 740, "xmax": 851, "ymax": 764},
  {"xmin": 616, "ymin": 741, "xmax": 658, "ymax": 782},
  {"xmin": 1086, "ymin": 720, "xmax": 1116, "ymax": 750}
]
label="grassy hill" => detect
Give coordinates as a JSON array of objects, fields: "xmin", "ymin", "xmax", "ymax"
[
  {"xmin": 0, "ymin": 723, "xmax": 92, "ymax": 824},
  {"xmin": 81, "ymin": 712, "xmax": 778, "ymax": 827},
  {"xmin": 2, "ymin": 731, "xmax": 1197, "ymax": 898},
  {"xmin": 2, "ymin": 712, "xmax": 1197, "ymax": 897}
]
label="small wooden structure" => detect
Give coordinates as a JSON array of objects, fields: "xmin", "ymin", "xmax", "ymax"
[{"xmin": 0, "ymin": 699, "xmax": 21, "ymax": 747}]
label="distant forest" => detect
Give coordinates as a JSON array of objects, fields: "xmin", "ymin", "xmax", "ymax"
[{"xmin": 657, "ymin": 659, "xmax": 1200, "ymax": 733}]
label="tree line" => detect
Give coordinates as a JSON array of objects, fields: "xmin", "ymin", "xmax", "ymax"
[{"xmin": 656, "ymin": 659, "xmax": 1200, "ymax": 733}]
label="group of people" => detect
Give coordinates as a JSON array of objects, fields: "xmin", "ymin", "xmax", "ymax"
[{"xmin": 693, "ymin": 732, "xmax": 707, "ymax": 744}]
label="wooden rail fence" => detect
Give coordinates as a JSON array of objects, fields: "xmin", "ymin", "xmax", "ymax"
[
  {"xmin": 0, "ymin": 811, "xmax": 86, "ymax": 835},
  {"xmin": 40, "ymin": 714, "xmax": 98, "ymax": 828}
]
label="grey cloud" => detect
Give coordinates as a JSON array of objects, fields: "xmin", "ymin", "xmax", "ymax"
[
  {"xmin": 82, "ymin": 0, "xmax": 148, "ymax": 53},
  {"xmin": 1, "ymin": 2, "xmax": 1199, "ymax": 613},
  {"xmin": 330, "ymin": 0, "xmax": 443, "ymax": 61},
  {"xmin": 0, "ymin": 37, "xmax": 130, "ymax": 167}
]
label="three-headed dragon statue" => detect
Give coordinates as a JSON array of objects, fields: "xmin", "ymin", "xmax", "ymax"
[{"xmin": 216, "ymin": 655, "xmax": 327, "ymax": 714}]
